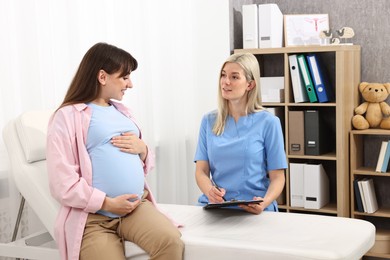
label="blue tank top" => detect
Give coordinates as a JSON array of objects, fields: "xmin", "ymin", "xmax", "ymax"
[{"xmin": 87, "ymin": 103, "xmax": 144, "ymax": 218}]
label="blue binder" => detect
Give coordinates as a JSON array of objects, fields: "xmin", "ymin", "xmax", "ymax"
[
  {"xmin": 381, "ymin": 140, "xmax": 390, "ymax": 172},
  {"xmin": 306, "ymin": 54, "xmax": 334, "ymax": 103}
]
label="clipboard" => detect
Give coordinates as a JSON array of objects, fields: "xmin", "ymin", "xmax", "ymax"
[{"xmin": 203, "ymin": 199, "xmax": 263, "ymax": 210}]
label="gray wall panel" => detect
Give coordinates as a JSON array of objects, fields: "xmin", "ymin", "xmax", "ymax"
[{"xmin": 230, "ymin": 0, "xmax": 390, "ymax": 82}]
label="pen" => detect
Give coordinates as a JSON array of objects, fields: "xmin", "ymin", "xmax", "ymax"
[{"xmin": 211, "ymin": 179, "xmax": 226, "ymax": 201}]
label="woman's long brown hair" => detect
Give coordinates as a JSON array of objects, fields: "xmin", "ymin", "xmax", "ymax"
[{"xmin": 58, "ymin": 42, "xmax": 138, "ymax": 109}]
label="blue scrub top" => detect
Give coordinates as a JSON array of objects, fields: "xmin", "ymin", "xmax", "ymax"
[{"xmin": 194, "ymin": 110, "xmax": 287, "ymax": 211}]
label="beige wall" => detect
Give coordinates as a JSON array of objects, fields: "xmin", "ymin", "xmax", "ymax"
[{"xmin": 230, "ymin": 0, "xmax": 390, "ymax": 83}]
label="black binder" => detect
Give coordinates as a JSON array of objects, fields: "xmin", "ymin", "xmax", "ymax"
[
  {"xmin": 304, "ymin": 110, "xmax": 332, "ymax": 155},
  {"xmin": 353, "ymin": 178, "xmax": 364, "ymax": 212}
]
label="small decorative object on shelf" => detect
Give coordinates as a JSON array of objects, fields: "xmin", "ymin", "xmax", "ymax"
[
  {"xmin": 330, "ymin": 37, "xmax": 340, "ymax": 45},
  {"xmin": 320, "ymin": 27, "xmax": 355, "ymax": 45},
  {"xmin": 352, "ymin": 82, "xmax": 390, "ymax": 130},
  {"xmin": 336, "ymin": 26, "xmax": 355, "ymax": 45},
  {"xmin": 319, "ymin": 29, "xmax": 332, "ymax": 45}
]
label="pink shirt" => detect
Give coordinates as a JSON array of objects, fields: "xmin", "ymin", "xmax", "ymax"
[{"xmin": 46, "ymin": 102, "xmax": 156, "ymax": 260}]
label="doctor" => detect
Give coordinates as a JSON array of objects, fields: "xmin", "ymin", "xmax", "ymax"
[{"xmin": 194, "ymin": 53, "xmax": 287, "ymax": 214}]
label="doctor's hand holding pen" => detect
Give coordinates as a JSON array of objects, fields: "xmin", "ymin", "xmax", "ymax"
[
  {"xmin": 209, "ymin": 178, "xmax": 265, "ymax": 214},
  {"xmin": 207, "ymin": 179, "xmax": 226, "ymax": 203}
]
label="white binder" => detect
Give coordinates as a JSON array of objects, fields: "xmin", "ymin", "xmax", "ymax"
[
  {"xmin": 289, "ymin": 55, "xmax": 309, "ymax": 103},
  {"xmin": 242, "ymin": 4, "xmax": 258, "ymax": 49},
  {"xmin": 303, "ymin": 163, "xmax": 329, "ymax": 209},
  {"xmin": 289, "ymin": 163, "xmax": 305, "ymax": 207},
  {"xmin": 258, "ymin": 4, "xmax": 283, "ymax": 48},
  {"xmin": 361, "ymin": 178, "xmax": 378, "ymax": 213}
]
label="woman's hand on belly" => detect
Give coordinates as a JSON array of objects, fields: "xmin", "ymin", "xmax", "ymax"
[
  {"xmin": 101, "ymin": 194, "xmax": 141, "ymax": 216},
  {"xmin": 111, "ymin": 132, "xmax": 147, "ymax": 160}
]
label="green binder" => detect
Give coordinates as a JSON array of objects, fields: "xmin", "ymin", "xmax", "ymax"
[{"xmin": 297, "ymin": 54, "xmax": 318, "ymax": 103}]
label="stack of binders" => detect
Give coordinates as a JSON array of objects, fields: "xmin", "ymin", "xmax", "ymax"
[
  {"xmin": 353, "ymin": 178, "xmax": 378, "ymax": 213},
  {"xmin": 288, "ymin": 110, "xmax": 333, "ymax": 156},
  {"xmin": 289, "ymin": 53, "xmax": 334, "ymax": 103}
]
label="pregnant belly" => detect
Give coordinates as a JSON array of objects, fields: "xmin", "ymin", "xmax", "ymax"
[{"xmin": 91, "ymin": 147, "xmax": 145, "ymax": 198}]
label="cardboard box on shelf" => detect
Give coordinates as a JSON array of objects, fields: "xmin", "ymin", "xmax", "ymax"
[{"xmin": 368, "ymin": 230, "xmax": 390, "ymax": 254}]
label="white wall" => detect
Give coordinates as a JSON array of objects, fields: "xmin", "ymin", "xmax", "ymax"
[{"xmin": 0, "ymin": 0, "xmax": 230, "ymax": 241}]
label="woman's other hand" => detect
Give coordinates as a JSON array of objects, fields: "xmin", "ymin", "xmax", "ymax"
[{"xmin": 101, "ymin": 194, "xmax": 141, "ymax": 216}]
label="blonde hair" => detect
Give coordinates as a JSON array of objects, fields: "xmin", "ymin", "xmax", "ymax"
[{"xmin": 213, "ymin": 53, "xmax": 264, "ymax": 135}]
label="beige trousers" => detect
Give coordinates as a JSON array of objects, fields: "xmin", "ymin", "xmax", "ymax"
[{"xmin": 80, "ymin": 199, "xmax": 184, "ymax": 260}]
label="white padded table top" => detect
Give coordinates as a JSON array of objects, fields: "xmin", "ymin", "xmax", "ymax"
[{"xmin": 156, "ymin": 203, "xmax": 375, "ymax": 260}]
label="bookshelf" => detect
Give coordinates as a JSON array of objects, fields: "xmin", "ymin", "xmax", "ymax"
[
  {"xmin": 234, "ymin": 45, "xmax": 361, "ymax": 217},
  {"xmin": 350, "ymin": 129, "xmax": 390, "ymax": 258}
]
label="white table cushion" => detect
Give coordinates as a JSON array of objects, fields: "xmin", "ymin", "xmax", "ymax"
[
  {"xmin": 157, "ymin": 204, "xmax": 375, "ymax": 260},
  {"xmin": 15, "ymin": 110, "xmax": 53, "ymax": 163}
]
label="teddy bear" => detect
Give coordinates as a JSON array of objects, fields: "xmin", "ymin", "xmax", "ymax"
[{"xmin": 352, "ymin": 82, "xmax": 390, "ymax": 129}]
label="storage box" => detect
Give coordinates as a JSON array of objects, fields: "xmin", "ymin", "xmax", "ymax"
[
  {"xmin": 368, "ymin": 230, "xmax": 390, "ymax": 254},
  {"xmin": 260, "ymin": 77, "xmax": 284, "ymax": 102}
]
